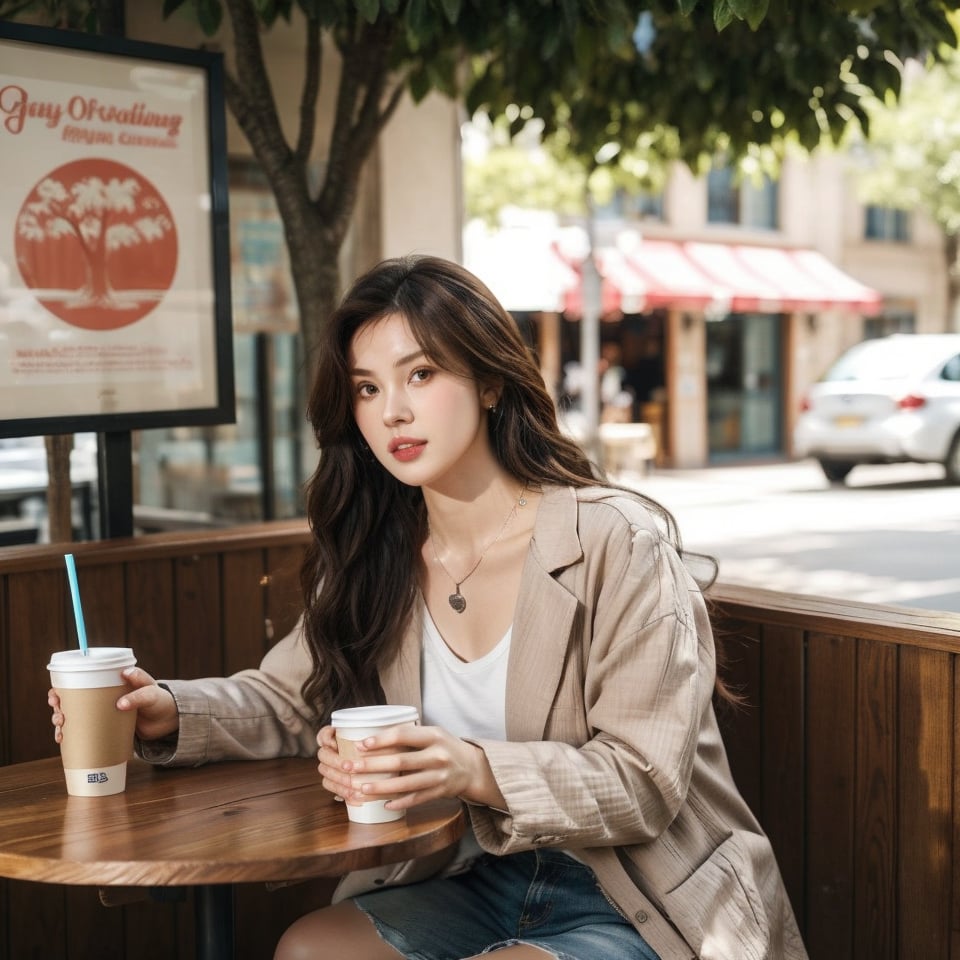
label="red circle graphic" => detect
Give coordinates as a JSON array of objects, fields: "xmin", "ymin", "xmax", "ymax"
[{"xmin": 14, "ymin": 157, "xmax": 178, "ymax": 331}]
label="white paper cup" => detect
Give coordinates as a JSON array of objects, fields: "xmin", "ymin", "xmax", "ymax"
[
  {"xmin": 48, "ymin": 647, "xmax": 138, "ymax": 797},
  {"xmin": 331, "ymin": 704, "xmax": 419, "ymax": 823}
]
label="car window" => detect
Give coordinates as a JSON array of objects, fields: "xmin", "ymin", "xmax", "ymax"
[
  {"xmin": 824, "ymin": 341, "xmax": 912, "ymax": 381},
  {"xmin": 942, "ymin": 355, "xmax": 960, "ymax": 382},
  {"xmin": 824, "ymin": 339, "xmax": 960, "ymax": 382}
]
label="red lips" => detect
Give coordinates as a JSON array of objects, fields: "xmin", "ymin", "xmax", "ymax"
[{"xmin": 388, "ymin": 436, "xmax": 427, "ymax": 462}]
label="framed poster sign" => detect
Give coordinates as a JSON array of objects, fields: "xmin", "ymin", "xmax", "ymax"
[{"xmin": 0, "ymin": 21, "xmax": 234, "ymax": 439}]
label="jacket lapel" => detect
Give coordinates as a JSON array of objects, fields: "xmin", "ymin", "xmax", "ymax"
[{"xmin": 506, "ymin": 486, "xmax": 584, "ymax": 741}]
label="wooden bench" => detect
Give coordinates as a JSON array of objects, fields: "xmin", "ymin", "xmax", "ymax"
[{"xmin": 1, "ymin": 524, "xmax": 958, "ymax": 958}]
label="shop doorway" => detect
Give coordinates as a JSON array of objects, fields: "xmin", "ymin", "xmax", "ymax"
[{"xmin": 705, "ymin": 312, "xmax": 783, "ymax": 459}]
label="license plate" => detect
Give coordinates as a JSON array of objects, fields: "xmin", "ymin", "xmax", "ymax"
[{"xmin": 833, "ymin": 415, "xmax": 864, "ymax": 428}]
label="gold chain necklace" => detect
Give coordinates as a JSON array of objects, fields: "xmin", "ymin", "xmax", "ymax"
[{"xmin": 429, "ymin": 483, "xmax": 528, "ymax": 614}]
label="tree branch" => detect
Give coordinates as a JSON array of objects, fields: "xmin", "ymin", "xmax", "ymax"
[
  {"xmin": 221, "ymin": 0, "xmax": 292, "ymax": 177},
  {"xmin": 294, "ymin": 16, "xmax": 321, "ymax": 168},
  {"xmin": 318, "ymin": 18, "xmax": 400, "ymax": 231}
]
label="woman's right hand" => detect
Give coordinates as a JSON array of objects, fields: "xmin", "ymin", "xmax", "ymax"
[{"xmin": 48, "ymin": 666, "xmax": 180, "ymax": 744}]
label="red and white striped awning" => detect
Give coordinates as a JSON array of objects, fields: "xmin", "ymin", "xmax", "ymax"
[{"xmin": 562, "ymin": 237, "xmax": 882, "ymax": 318}]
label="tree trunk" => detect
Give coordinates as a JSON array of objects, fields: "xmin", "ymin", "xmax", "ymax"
[
  {"xmin": 947, "ymin": 232, "xmax": 960, "ymax": 333},
  {"xmin": 45, "ymin": 434, "xmax": 74, "ymax": 542}
]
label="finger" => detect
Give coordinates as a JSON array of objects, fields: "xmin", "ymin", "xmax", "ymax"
[
  {"xmin": 116, "ymin": 688, "xmax": 150, "ymax": 711},
  {"xmin": 355, "ymin": 725, "xmax": 436, "ymax": 752},
  {"xmin": 316, "ymin": 725, "xmax": 338, "ymax": 749},
  {"xmin": 51, "ymin": 712, "xmax": 63, "ymax": 743},
  {"xmin": 120, "ymin": 666, "xmax": 158, "ymax": 689},
  {"xmin": 318, "ymin": 743, "xmax": 357, "ymax": 776},
  {"xmin": 356, "ymin": 769, "xmax": 443, "ymax": 802}
]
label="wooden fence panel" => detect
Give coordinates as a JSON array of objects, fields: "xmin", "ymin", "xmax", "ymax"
[
  {"xmin": 716, "ymin": 622, "xmax": 763, "ymax": 815},
  {"xmin": 853, "ymin": 638, "xmax": 897, "ymax": 960},
  {"xmin": 222, "ymin": 548, "xmax": 269, "ymax": 676},
  {"xmin": 77, "ymin": 559, "xmax": 126, "ymax": 651},
  {"xmin": 805, "ymin": 632, "xmax": 857, "ymax": 959},
  {"xmin": 0, "ymin": 570, "xmax": 9, "ymax": 764},
  {"xmin": 760, "ymin": 622, "xmax": 806, "ymax": 926},
  {"xmin": 126, "ymin": 557, "xmax": 177, "ymax": 681},
  {"xmin": 898, "ymin": 646, "xmax": 952, "ymax": 960},
  {"xmin": 266, "ymin": 543, "xmax": 307, "ymax": 645},
  {"xmin": 174, "ymin": 553, "xmax": 223, "ymax": 680},
  {"xmin": 9, "ymin": 567, "xmax": 65, "ymax": 763}
]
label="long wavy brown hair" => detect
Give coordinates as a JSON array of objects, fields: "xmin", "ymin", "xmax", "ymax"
[{"xmin": 300, "ymin": 255, "xmax": 720, "ymax": 722}]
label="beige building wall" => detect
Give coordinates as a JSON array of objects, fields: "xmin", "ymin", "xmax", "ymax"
[{"xmin": 379, "ymin": 95, "xmax": 462, "ymax": 262}]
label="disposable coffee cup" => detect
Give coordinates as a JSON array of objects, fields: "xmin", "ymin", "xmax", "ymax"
[
  {"xmin": 331, "ymin": 704, "xmax": 419, "ymax": 824},
  {"xmin": 48, "ymin": 647, "xmax": 138, "ymax": 797}
]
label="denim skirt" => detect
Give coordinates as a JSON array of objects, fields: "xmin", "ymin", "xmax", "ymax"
[{"xmin": 353, "ymin": 848, "xmax": 660, "ymax": 960}]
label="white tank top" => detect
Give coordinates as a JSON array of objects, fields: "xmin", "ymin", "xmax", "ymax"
[{"xmin": 421, "ymin": 605, "xmax": 510, "ymax": 741}]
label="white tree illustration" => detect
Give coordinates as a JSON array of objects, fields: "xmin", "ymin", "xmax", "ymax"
[{"xmin": 17, "ymin": 173, "xmax": 174, "ymax": 308}]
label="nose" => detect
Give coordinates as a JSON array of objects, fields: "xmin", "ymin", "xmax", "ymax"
[{"xmin": 382, "ymin": 386, "xmax": 412, "ymax": 425}]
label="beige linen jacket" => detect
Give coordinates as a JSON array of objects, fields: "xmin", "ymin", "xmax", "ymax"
[{"xmin": 150, "ymin": 485, "xmax": 807, "ymax": 960}]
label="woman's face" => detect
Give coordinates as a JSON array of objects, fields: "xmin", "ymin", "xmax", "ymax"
[{"xmin": 348, "ymin": 312, "xmax": 495, "ymax": 488}]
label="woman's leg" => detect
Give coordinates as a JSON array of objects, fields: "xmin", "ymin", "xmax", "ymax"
[{"xmin": 274, "ymin": 900, "xmax": 405, "ymax": 960}]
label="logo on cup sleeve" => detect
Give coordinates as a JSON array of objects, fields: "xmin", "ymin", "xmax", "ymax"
[{"xmin": 86, "ymin": 772, "xmax": 109, "ymax": 784}]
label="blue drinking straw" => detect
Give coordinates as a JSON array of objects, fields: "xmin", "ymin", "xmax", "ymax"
[{"xmin": 64, "ymin": 553, "xmax": 89, "ymax": 656}]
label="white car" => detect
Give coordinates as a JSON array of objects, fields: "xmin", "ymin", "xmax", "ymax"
[{"xmin": 794, "ymin": 334, "xmax": 960, "ymax": 484}]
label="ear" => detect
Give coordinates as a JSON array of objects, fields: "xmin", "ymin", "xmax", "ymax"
[{"xmin": 480, "ymin": 384, "xmax": 502, "ymax": 410}]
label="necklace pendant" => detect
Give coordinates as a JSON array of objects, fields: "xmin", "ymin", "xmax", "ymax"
[{"xmin": 448, "ymin": 591, "xmax": 467, "ymax": 614}]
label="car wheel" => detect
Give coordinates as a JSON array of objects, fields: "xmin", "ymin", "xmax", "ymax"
[
  {"xmin": 817, "ymin": 459, "xmax": 855, "ymax": 484},
  {"xmin": 946, "ymin": 432, "xmax": 960, "ymax": 484}
]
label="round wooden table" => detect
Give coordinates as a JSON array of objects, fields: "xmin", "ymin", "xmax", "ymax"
[{"xmin": 0, "ymin": 755, "xmax": 465, "ymax": 959}]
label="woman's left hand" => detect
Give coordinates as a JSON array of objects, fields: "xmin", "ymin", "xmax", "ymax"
[{"xmin": 316, "ymin": 722, "xmax": 505, "ymax": 812}]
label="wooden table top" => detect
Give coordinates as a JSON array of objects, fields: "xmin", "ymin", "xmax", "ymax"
[{"xmin": 0, "ymin": 756, "xmax": 464, "ymax": 887}]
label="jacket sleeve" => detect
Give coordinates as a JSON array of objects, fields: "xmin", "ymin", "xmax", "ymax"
[
  {"xmin": 136, "ymin": 617, "xmax": 319, "ymax": 767},
  {"xmin": 467, "ymin": 506, "xmax": 715, "ymax": 854}
]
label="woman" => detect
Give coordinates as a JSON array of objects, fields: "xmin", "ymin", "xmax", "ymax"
[{"xmin": 51, "ymin": 256, "xmax": 806, "ymax": 960}]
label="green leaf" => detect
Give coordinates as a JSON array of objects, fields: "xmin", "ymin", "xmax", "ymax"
[
  {"xmin": 194, "ymin": 0, "xmax": 223, "ymax": 35},
  {"xmin": 355, "ymin": 0, "xmax": 379, "ymax": 24},
  {"xmin": 678, "ymin": 0, "xmax": 700, "ymax": 15},
  {"xmin": 408, "ymin": 65, "xmax": 431, "ymax": 102},
  {"xmin": 728, "ymin": 0, "xmax": 768, "ymax": 30},
  {"xmin": 406, "ymin": 0, "xmax": 427, "ymax": 35},
  {"xmin": 712, "ymin": 0, "xmax": 735, "ymax": 31},
  {"xmin": 439, "ymin": 0, "xmax": 461, "ymax": 24}
]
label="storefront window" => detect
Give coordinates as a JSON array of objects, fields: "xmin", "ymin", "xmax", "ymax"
[
  {"xmin": 133, "ymin": 158, "xmax": 303, "ymax": 530},
  {"xmin": 706, "ymin": 312, "xmax": 783, "ymax": 459}
]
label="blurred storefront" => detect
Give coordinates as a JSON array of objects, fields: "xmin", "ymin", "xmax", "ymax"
[{"xmin": 468, "ymin": 224, "xmax": 884, "ymax": 469}]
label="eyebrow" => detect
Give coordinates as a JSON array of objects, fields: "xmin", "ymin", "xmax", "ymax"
[{"xmin": 349, "ymin": 349, "xmax": 426, "ymax": 377}]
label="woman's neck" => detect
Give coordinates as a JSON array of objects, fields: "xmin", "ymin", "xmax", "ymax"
[{"xmin": 422, "ymin": 474, "xmax": 528, "ymax": 551}]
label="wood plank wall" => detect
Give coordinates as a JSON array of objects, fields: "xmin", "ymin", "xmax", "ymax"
[
  {"xmin": 2, "ymin": 526, "xmax": 959, "ymax": 959},
  {"xmin": 711, "ymin": 583, "xmax": 960, "ymax": 960}
]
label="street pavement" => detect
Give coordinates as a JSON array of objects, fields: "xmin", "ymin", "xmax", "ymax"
[{"xmin": 617, "ymin": 459, "xmax": 960, "ymax": 614}]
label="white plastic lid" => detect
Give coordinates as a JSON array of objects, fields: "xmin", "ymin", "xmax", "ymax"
[
  {"xmin": 47, "ymin": 647, "xmax": 136, "ymax": 672},
  {"xmin": 330, "ymin": 704, "xmax": 419, "ymax": 729}
]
